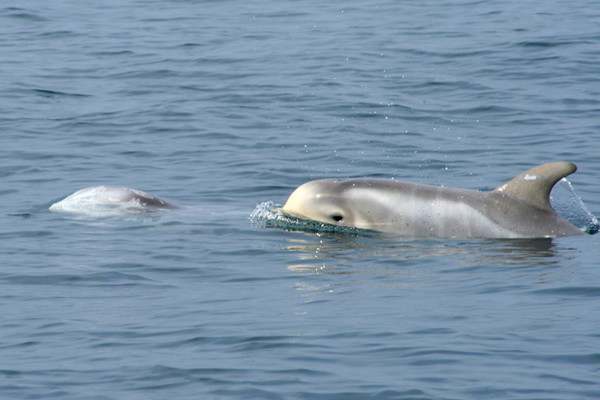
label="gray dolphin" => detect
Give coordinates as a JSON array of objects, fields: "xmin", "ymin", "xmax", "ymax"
[
  {"xmin": 281, "ymin": 161, "xmax": 584, "ymax": 238},
  {"xmin": 49, "ymin": 186, "xmax": 173, "ymax": 216}
]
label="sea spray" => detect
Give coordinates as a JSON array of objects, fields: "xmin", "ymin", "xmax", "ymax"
[
  {"xmin": 249, "ymin": 201, "xmax": 362, "ymax": 234},
  {"xmin": 551, "ymin": 178, "xmax": 599, "ymax": 234}
]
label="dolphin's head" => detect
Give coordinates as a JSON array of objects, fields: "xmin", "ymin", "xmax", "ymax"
[{"xmin": 282, "ymin": 180, "xmax": 356, "ymax": 227}]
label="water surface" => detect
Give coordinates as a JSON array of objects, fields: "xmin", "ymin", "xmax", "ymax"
[{"xmin": 1, "ymin": 0, "xmax": 600, "ymax": 399}]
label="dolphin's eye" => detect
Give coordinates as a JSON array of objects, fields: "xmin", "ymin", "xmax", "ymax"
[{"xmin": 331, "ymin": 213, "xmax": 344, "ymax": 222}]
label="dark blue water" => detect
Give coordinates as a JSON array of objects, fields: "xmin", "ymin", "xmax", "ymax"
[{"xmin": 2, "ymin": 1, "xmax": 600, "ymax": 399}]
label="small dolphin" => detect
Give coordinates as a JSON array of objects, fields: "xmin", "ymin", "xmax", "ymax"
[
  {"xmin": 49, "ymin": 186, "xmax": 173, "ymax": 216},
  {"xmin": 282, "ymin": 162, "xmax": 584, "ymax": 238}
]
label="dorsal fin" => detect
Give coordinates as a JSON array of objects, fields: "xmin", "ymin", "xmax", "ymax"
[{"xmin": 494, "ymin": 161, "xmax": 577, "ymax": 211}]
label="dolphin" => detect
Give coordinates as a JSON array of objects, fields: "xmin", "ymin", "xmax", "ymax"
[
  {"xmin": 281, "ymin": 161, "xmax": 584, "ymax": 238},
  {"xmin": 49, "ymin": 186, "xmax": 173, "ymax": 216}
]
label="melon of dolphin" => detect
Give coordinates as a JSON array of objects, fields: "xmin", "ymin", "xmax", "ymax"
[{"xmin": 281, "ymin": 162, "xmax": 584, "ymax": 238}]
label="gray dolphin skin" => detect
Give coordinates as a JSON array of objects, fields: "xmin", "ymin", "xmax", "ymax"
[
  {"xmin": 49, "ymin": 186, "xmax": 173, "ymax": 215},
  {"xmin": 282, "ymin": 162, "xmax": 584, "ymax": 238}
]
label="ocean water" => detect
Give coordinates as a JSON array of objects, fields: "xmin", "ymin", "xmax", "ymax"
[{"xmin": 2, "ymin": 0, "xmax": 600, "ymax": 399}]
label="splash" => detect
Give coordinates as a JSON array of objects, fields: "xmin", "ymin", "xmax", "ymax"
[
  {"xmin": 249, "ymin": 201, "xmax": 362, "ymax": 234},
  {"xmin": 551, "ymin": 178, "xmax": 599, "ymax": 234}
]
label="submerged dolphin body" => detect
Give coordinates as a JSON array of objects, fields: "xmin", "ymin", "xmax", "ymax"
[
  {"xmin": 49, "ymin": 186, "xmax": 173, "ymax": 216},
  {"xmin": 282, "ymin": 162, "xmax": 584, "ymax": 238}
]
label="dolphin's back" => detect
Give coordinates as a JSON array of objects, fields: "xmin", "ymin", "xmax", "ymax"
[
  {"xmin": 342, "ymin": 179, "xmax": 581, "ymax": 238},
  {"xmin": 478, "ymin": 191, "xmax": 582, "ymax": 237},
  {"xmin": 49, "ymin": 186, "xmax": 173, "ymax": 216},
  {"xmin": 340, "ymin": 180, "xmax": 498, "ymax": 237}
]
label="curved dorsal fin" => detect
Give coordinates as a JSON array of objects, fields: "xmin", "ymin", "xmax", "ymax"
[{"xmin": 494, "ymin": 161, "xmax": 577, "ymax": 211}]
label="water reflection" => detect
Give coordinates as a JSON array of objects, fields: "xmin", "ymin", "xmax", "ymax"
[{"xmin": 285, "ymin": 231, "xmax": 562, "ymax": 274}]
